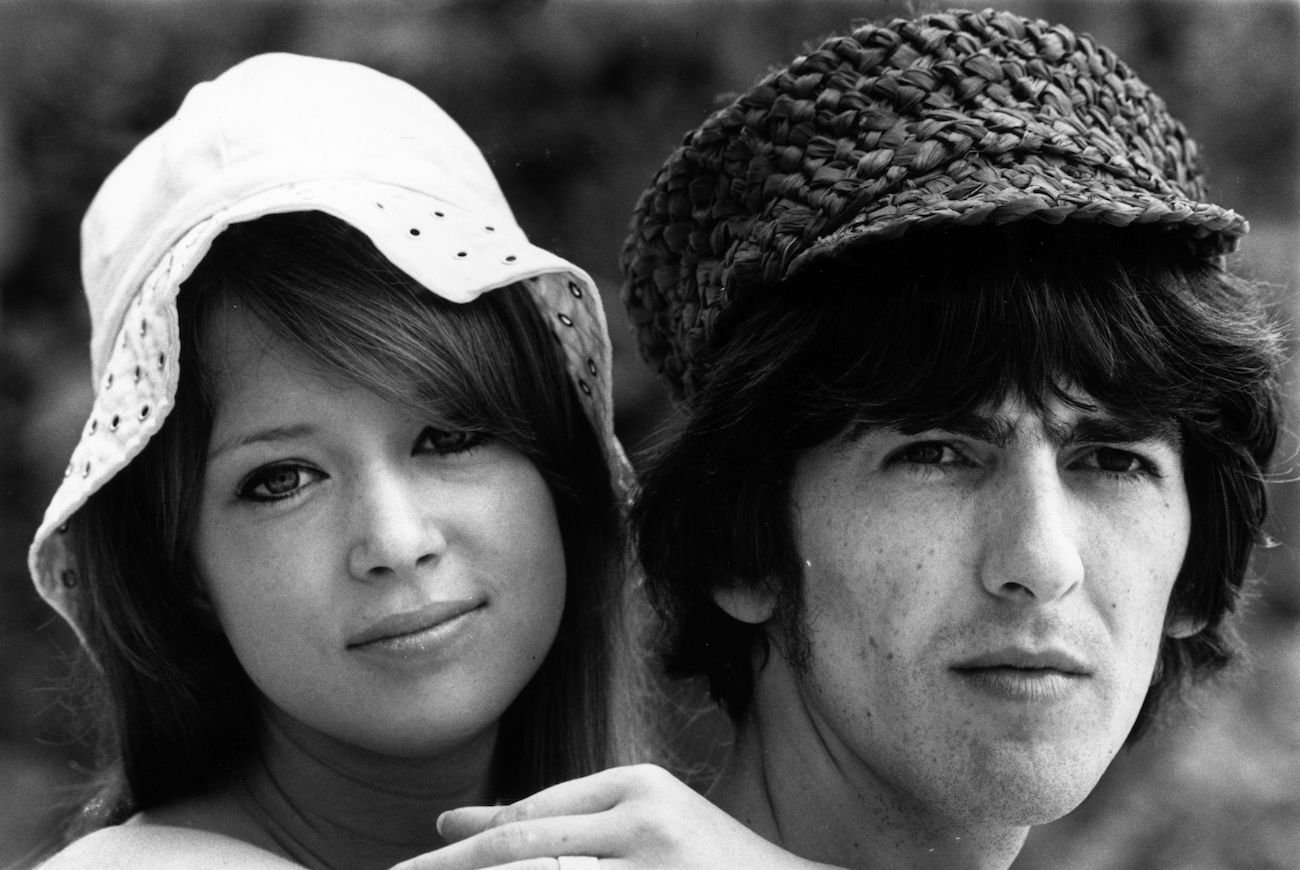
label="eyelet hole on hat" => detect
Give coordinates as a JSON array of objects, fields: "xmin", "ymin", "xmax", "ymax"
[
  {"xmin": 409, "ymin": 228, "xmax": 421, "ymax": 237},
  {"xmin": 88, "ymin": 419, "xmax": 98, "ymax": 435},
  {"xmin": 557, "ymin": 313, "xmax": 574, "ymax": 327},
  {"xmin": 568, "ymin": 282, "xmax": 582, "ymax": 298},
  {"xmin": 60, "ymin": 569, "xmax": 78, "ymax": 589},
  {"xmin": 587, "ymin": 359, "xmax": 598, "ymax": 376},
  {"xmin": 484, "ymin": 226, "xmax": 495, "ymax": 232},
  {"xmin": 376, "ymin": 202, "xmax": 386, "ymax": 209},
  {"xmin": 57, "ymin": 524, "xmax": 68, "ymax": 534},
  {"xmin": 456, "ymin": 251, "xmax": 468, "ymax": 259},
  {"xmin": 140, "ymin": 319, "xmax": 148, "ymax": 337},
  {"xmin": 104, "ymin": 373, "xmax": 114, "ymax": 389},
  {"xmin": 504, "ymin": 255, "xmax": 517, "ymax": 263},
  {"xmin": 82, "ymin": 461, "xmax": 91, "ymax": 478},
  {"xmin": 434, "ymin": 211, "xmax": 445, "ymax": 218},
  {"xmin": 110, "ymin": 415, "xmax": 120, "ymax": 432},
  {"xmin": 133, "ymin": 366, "xmax": 142, "ymax": 384},
  {"xmin": 578, "ymin": 379, "xmax": 592, "ymax": 397},
  {"xmin": 158, "ymin": 353, "xmax": 166, "ymax": 370},
  {"xmin": 139, "ymin": 405, "xmax": 151, "ymax": 421}
]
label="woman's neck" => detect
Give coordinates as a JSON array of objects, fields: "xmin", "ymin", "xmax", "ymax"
[{"xmin": 227, "ymin": 708, "xmax": 499, "ymax": 870}]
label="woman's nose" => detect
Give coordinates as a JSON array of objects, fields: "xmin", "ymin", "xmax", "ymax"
[
  {"xmin": 977, "ymin": 463, "xmax": 1084, "ymax": 603},
  {"xmin": 346, "ymin": 469, "xmax": 444, "ymax": 581}
]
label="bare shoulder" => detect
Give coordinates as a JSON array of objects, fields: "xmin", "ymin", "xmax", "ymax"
[{"xmin": 35, "ymin": 822, "xmax": 302, "ymax": 869}]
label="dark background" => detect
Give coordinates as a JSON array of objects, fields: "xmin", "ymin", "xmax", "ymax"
[{"xmin": 1, "ymin": 1, "xmax": 1297, "ymax": 867}]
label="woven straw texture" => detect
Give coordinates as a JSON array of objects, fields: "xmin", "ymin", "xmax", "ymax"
[{"xmin": 621, "ymin": 8, "xmax": 1248, "ymax": 399}]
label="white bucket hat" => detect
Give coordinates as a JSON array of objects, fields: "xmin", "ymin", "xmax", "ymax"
[{"xmin": 30, "ymin": 52, "xmax": 632, "ymax": 640}]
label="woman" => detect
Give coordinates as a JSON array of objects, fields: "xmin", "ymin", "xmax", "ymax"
[
  {"xmin": 28, "ymin": 52, "xmax": 644, "ymax": 869},
  {"xmin": 31, "ymin": 51, "xmax": 838, "ymax": 870}
]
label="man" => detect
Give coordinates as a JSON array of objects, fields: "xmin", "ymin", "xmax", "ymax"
[
  {"xmin": 405, "ymin": 9, "xmax": 1284, "ymax": 870},
  {"xmin": 616, "ymin": 8, "xmax": 1282, "ymax": 869}
]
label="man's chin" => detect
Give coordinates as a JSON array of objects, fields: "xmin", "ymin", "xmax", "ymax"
[{"xmin": 932, "ymin": 741, "xmax": 1113, "ymax": 829}]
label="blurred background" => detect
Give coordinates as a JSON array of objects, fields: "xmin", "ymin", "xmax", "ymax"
[{"xmin": 0, "ymin": 0, "xmax": 1296, "ymax": 867}]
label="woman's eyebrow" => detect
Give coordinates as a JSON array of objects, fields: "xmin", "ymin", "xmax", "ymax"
[{"xmin": 207, "ymin": 423, "xmax": 319, "ymax": 460}]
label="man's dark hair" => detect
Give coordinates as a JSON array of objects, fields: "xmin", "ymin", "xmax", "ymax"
[{"xmin": 632, "ymin": 222, "xmax": 1283, "ymax": 738}]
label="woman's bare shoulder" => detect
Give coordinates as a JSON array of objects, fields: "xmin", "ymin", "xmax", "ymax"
[{"xmin": 35, "ymin": 822, "xmax": 301, "ymax": 869}]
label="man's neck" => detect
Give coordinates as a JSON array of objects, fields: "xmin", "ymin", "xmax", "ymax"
[
  {"xmin": 708, "ymin": 656, "xmax": 1028, "ymax": 870},
  {"xmin": 183, "ymin": 709, "xmax": 499, "ymax": 870}
]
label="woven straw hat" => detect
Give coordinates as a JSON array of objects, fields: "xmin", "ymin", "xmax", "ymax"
[
  {"xmin": 621, "ymin": 8, "xmax": 1248, "ymax": 399},
  {"xmin": 31, "ymin": 52, "xmax": 631, "ymax": 640}
]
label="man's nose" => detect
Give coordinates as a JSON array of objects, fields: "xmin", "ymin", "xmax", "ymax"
[
  {"xmin": 977, "ymin": 463, "xmax": 1084, "ymax": 603},
  {"xmin": 346, "ymin": 469, "xmax": 443, "ymax": 582}
]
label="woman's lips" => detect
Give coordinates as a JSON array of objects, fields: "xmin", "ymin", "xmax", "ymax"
[{"xmin": 347, "ymin": 599, "xmax": 484, "ymax": 649}]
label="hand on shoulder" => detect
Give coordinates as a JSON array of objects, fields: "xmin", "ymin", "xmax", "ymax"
[
  {"xmin": 392, "ymin": 764, "xmax": 842, "ymax": 870},
  {"xmin": 36, "ymin": 822, "xmax": 302, "ymax": 870}
]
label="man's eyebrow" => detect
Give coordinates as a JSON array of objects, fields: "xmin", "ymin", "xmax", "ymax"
[
  {"xmin": 858, "ymin": 412, "xmax": 1181, "ymax": 450},
  {"xmin": 932, "ymin": 415, "xmax": 1017, "ymax": 448},
  {"xmin": 207, "ymin": 423, "xmax": 318, "ymax": 460},
  {"xmin": 1053, "ymin": 416, "xmax": 1183, "ymax": 449},
  {"xmin": 851, "ymin": 415, "xmax": 1017, "ymax": 446}
]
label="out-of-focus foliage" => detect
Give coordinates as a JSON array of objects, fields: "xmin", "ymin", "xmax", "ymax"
[{"xmin": 0, "ymin": 1, "xmax": 1296, "ymax": 868}]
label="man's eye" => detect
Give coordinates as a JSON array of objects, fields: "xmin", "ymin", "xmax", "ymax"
[
  {"xmin": 419, "ymin": 427, "xmax": 490, "ymax": 455},
  {"xmin": 1087, "ymin": 447, "xmax": 1145, "ymax": 474},
  {"xmin": 238, "ymin": 465, "xmax": 323, "ymax": 501},
  {"xmin": 898, "ymin": 442, "xmax": 956, "ymax": 464}
]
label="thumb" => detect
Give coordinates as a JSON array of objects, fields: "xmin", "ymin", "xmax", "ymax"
[{"xmin": 436, "ymin": 805, "xmax": 502, "ymax": 842}]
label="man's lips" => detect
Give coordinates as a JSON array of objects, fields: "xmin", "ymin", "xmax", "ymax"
[
  {"xmin": 951, "ymin": 647, "xmax": 1093, "ymax": 702},
  {"xmin": 346, "ymin": 599, "xmax": 483, "ymax": 648},
  {"xmin": 952, "ymin": 647, "xmax": 1092, "ymax": 676}
]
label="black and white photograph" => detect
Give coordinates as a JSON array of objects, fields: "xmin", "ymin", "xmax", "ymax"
[{"xmin": 1, "ymin": 1, "xmax": 1297, "ymax": 868}]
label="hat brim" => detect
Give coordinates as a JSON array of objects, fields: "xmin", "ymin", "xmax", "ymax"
[{"xmin": 785, "ymin": 157, "xmax": 1247, "ymax": 280}]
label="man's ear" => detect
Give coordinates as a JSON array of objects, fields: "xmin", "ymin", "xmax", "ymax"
[
  {"xmin": 712, "ymin": 581, "xmax": 777, "ymax": 625},
  {"xmin": 1165, "ymin": 613, "xmax": 1207, "ymax": 639}
]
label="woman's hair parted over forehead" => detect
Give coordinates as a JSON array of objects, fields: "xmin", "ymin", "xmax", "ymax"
[
  {"xmin": 65, "ymin": 211, "xmax": 628, "ymax": 826},
  {"xmin": 633, "ymin": 222, "xmax": 1283, "ymax": 733},
  {"xmin": 191, "ymin": 212, "xmax": 587, "ymax": 493}
]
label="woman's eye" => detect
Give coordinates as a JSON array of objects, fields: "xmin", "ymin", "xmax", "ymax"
[
  {"xmin": 237, "ymin": 464, "xmax": 324, "ymax": 501},
  {"xmin": 418, "ymin": 427, "xmax": 489, "ymax": 455}
]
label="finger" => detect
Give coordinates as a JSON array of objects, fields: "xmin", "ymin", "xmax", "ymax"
[
  {"xmin": 474, "ymin": 764, "xmax": 673, "ymax": 831},
  {"xmin": 438, "ymin": 806, "xmax": 501, "ymax": 842},
  {"xmin": 400, "ymin": 813, "xmax": 617, "ymax": 870},
  {"xmin": 392, "ymin": 855, "xmax": 560, "ymax": 870}
]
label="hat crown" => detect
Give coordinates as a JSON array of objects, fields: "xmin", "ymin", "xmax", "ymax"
[
  {"xmin": 620, "ymin": 9, "xmax": 1246, "ymax": 399},
  {"xmin": 83, "ymin": 53, "xmax": 513, "ymax": 383}
]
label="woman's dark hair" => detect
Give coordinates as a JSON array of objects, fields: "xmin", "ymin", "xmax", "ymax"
[
  {"xmin": 63, "ymin": 211, "xmax": 627, "ymax": 831},
  {"xmin": 633, "ymin": 222, "xmax": 1284, "ymax": 739}
]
